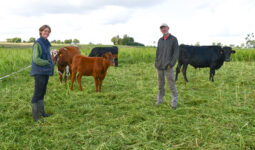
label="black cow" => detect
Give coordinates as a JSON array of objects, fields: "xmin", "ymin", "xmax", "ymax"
[
  {"xmin": 89, "ymin": 46, "xmax": 118, "ymax": 67},
  {"xmin": 175, "ymin": 45, "xmax": 236, "ymax": 82}
]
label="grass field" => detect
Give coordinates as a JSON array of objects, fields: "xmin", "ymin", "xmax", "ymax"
[{"xmin": 0, "ymin": 44, "xmax": 255, "ymax": 149}]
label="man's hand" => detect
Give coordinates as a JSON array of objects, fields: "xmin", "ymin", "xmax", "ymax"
[{"xmin": 168, "ymin": 65, "xmax": 171, "ymax": 69}]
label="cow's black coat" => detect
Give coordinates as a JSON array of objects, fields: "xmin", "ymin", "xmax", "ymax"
[
  {"xmin": 89, "ymin": 46, "xmax": 118, "ymax": 67},
  {"xmin": 175, "ymin": 45, "xmax": 235, "ymax": 82}
]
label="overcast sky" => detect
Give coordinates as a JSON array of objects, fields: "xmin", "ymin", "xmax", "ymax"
[{"xmin": 0, "ymin": 0, "xmax": 254, "ymax": 46}]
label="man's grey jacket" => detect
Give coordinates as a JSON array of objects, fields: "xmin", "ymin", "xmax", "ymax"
[{"xmin": 155, "ymin": 34, "xmax": 179, "ymax": 70}]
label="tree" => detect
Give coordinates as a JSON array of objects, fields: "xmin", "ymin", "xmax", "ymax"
[
  {"xmin": 28, "ymin": 37, "xmax": 36, "ymax": 43},
  {"xmin": 64, "ymin": 39, "xmax": 72, "ymax": 44},
  {"xmin": 240, "ymin": 43, "xmax": 245, "ymax": 48},
  {"xmin": 6, "ymin": 38, "xmax": 12, "ymax": 42},
  {"xmin": 73, "ymin": 39, "xmax": 80, "ymax": 44},
  {"xmin": 6, "ymin": 37, "xmax": 22, "ymax": 43},
  {"xmin": 229, "ymin": 44, "xmax": 235, "ymax": 48},
  {"xmin": 245, "ymin": 33, "xmax": 255, "ymax": 48},
  {"xmin": 51, "ymin": 40, "xmax": 56, "ymax": 43},
  {"xmin": 216, "ymin": 42, "xmax": 222, "ymax": 46},
  {"xmin": 56, "ymin": 40, "xmax": 62, "ymax": 44},
  {"xmin": 111, "ymin": 34, "xmax": 144, "ymax": 46},
  {"xmin": 121, "ymin": 34, "xmax": 134, "ymax": 45},
  {"xmin": 212, "ymin": 42, "xmax": 216, "ymax": 46},
  {"xmin": 195, "ymin": 42, "xmax": 200, "ymax": 46},
  {"xmin": 111, "ymin": 35, "xmax": 120, "ymax": 45}
]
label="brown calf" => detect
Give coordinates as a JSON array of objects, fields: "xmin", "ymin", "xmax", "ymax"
[
  {"xmin": 51, "ymin": 46, "xmax": 80, "ymax": 82},
  {"xmin": 70, "ymin": 52, "xmax": 114, "ymax": 92}
]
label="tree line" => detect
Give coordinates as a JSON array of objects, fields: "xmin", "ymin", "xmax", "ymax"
[
  {"xmin": 6, "ymin": 37, "xmax": 80, "ymax": 44},
  {"xmin": 5, "ymin": 33, "xmax": 255, "ymax": 48}
]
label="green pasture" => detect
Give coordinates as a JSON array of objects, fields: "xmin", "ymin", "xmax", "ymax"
[{"xmin": 0, "ymin": 44, "xmax": 255, "ymax": 149}]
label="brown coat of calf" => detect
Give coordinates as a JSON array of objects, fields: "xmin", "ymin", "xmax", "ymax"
[
  {"xmin": 52, "ymin": 46, "xmax": 80, "ymax": 82},
  {"xmin": 70, "ymin": 52, "xmax": 114, "ymax": 92}
]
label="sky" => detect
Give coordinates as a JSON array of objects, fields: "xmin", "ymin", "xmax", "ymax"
[{"xmin": 0, "ymin": 0, "xmax": 254, "ymax": 46}]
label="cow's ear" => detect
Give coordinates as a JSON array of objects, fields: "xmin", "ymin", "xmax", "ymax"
[
  {"xmin": 231, "ymin": 50, "xmax": 236, "ymax": 54},
  {"xmin": 220, "ymin": 49, "xmax": 224, "ymax": 54}
]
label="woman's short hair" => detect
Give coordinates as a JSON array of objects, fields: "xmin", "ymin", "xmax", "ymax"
[{"xmin": 39, "ymin": 25, "xmax": 51, "ymax": 36}]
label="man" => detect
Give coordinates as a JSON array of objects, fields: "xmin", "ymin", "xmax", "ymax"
[{"xmin": 155, "ymin": 23, "xmax": 179, "ymax": 109}]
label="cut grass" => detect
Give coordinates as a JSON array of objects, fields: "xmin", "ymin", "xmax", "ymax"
[{"xmin": 0, "ymin": 45, "xmax": 255, "ymax": 149}]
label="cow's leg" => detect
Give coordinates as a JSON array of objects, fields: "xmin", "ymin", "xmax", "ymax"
[
  {"xmin": 58, "ymin": 66, "xmax": 65, "ymax": 83},
  {"xmin": 114, "ymin": 58, "xmax": 118, "ymax": 67},
  {"xmin": 77, "ymin": 73, "xmax": 83, "ymax": 91},
  {"xmin": 64, "ymin": 72, "xmax": 67, "ymax": 83},
  {"xmin": 212, "ymin": 70, "xmax": 215, "ymax": 82},
  {"xmin": 70, "ymin": 70, "xmax": 77, "ymax": 91},
  {"xmin": 209, "ymin": 69, "xmax": 212, "ymax": 81},
  {"xmin": 98, "ymin": 79, "xmax": 102, "ymax": 92},
  {"xmin": 69, "ymin": 65, "xmax": 72, "ymax": 79},
  {"xmin": 58, "ymin": 71, "xmax": 63, "ymax": 83},
  {"xmin": 93, "ymin": 77, "xmax": 99, "ymax": 92},
  {"xmin": 64, "ymin": 66, "xmax": 69, "ymax": 82},
  {"xmin": 209, "ymin": 69, "xmax": 215, "ymax": 82},
  {"xmin": 182, "ymin": 64, "xmax": 188, "ymax": 82},
  {"xmin": 175, "ymin": 62, "xmax": 182, "ymax": 81}
]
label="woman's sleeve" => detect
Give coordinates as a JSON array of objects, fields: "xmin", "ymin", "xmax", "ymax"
[{"xmin": 32, "ymin": 42, "xmax": 50, "ymax": 66}]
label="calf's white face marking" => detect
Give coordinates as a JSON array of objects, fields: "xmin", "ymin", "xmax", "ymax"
[{"xmin": 51, "ymin": 49, "xmax": 58, "ymax": 57}]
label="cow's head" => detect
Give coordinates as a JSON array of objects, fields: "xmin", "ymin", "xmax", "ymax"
[
  {"xmin": 103, "ymin": 52, "xmax": 114, "ymax": 66},
  {"xmin": 220, "ymin": 47, "xmax": 236, "ymax": 62},
  {"xmin": 51, "ymin": 49, "xmax": 59, "ymax": 64}
]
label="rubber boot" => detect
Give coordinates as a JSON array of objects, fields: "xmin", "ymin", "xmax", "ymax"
[
  {"xmin": 38, "ymin": 100, "xmax": 51, "ymax": 117},
  {"xmin": 171, "ymin": 96, "xmax": 178, "ymax": 110},
  {"xmin": 32, "ymin": 103, "xmax": 40, "ymax": 121},
  {"xmin": 155, "ymin": 94, "xmax": 164, "ymax": 106}
]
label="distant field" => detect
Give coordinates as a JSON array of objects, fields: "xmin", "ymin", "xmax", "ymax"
[{"xmin": 0, "ymin": 44, "xmax": 255, "ymax": 149}]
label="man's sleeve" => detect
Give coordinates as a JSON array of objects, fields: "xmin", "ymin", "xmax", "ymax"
[
  {"xmin": 32, "ymin": 42, "xmax": 50, "ymax": 66},
  {"xmin": 155, "ymin": 40, "xmax": 160, "ymax": 62},
  {"xmin": 170, "ymin": 38, "xmax": 179, "ymax": 67}
]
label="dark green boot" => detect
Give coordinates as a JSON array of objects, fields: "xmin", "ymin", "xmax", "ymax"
[
  {"xmin": 32, "ymin": 103, "xmax": 40, "ymax": 121},
  {"xmin": 38, "ymin": 100, "xmax": 51, "ymax": 117}
]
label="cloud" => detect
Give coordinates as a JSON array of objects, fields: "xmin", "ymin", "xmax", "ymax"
[
  {"xmin": 0, "ymin": 0, "xmax": 255, "ymax": 46},
  {"xmin": 5, "ymin": 0, "xmax": 166, "ymax": 16}
]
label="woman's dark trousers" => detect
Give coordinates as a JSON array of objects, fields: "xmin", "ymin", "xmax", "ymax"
[{"xmin": 32, "ymin": 75, "xmax": 51, "ymax": 121}]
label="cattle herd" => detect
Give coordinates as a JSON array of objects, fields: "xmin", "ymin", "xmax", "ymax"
[{"xmin": 51, "ymin": 45, "xmax": 235, "ymax": 92}]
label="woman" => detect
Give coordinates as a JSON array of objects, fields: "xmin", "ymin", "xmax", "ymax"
[{"xmin": 30, "ymin": 25, "xmax": 54, "ymax": 121}]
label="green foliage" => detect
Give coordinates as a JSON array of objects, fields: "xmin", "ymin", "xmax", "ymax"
[
  {"xmin": 56, "ymin": 40, "xmax": 62, "ymax": 44},
  {"xmin": 217, "ymin": 42, "xmax": 222, "ymax": 46},
  {"xmin": 111, "ymin": 34, "xmax": 144, "ymax": 46},
  {"xmin": 51, "ymin": 40, "xmax": 57, "ymax": 43},
  {"xmin": 6, "ymin": 37, "xmax": 22, "ymax": 43},
  {"xmin": 245, "ymin": 33, "xmax": 255, "ymax": 48},
  {"xmin": 73, "ymin": 39, "xmax": 80, "ymax": 44},
  {"xmin": 28, "ymin": 37, "xmax": 36, "ymax": 43},
  {"xmin": 0, "ymin": 44, "xmax": 255, "ymax": 149},
  {"xmin": 64, "ymin": 39, "xmax": 72, "ymax": 44}
]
